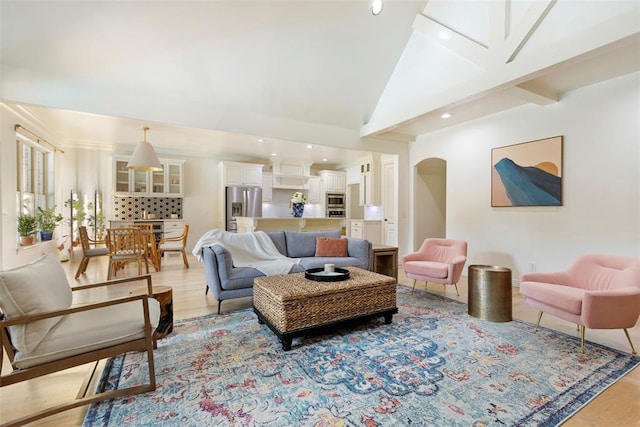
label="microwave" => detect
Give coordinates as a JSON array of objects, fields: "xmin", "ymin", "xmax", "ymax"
[{"xmin": 326, "ymin": 192, "xmax": 345, "ymax": 207}]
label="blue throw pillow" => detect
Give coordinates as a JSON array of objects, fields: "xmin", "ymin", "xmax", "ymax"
[{"xmin": 284, "ymin": 229, "xmax": 341, "ymax": 258}]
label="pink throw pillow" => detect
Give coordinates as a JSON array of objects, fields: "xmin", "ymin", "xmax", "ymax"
[{"xmin": 315, "ymin": 237, "xmax": 348, "ymax": 257}]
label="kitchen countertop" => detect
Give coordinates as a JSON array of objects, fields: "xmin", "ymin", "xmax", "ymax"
[
  {"xmin": 110, "ymin": 218, "xmax": 183, "ymax": 222},
  {"xmin": 237, "ymin": 217, "xmax": 344, "ymax": 220}
]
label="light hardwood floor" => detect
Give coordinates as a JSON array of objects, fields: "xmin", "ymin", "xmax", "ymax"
[{"xmin": 1, "ymin": 252, "xmax": 638, "ymax": 426}]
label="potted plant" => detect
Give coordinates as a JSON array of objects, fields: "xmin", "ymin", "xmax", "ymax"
[
  {"xmin": 170, "ymin": 210, "xmax": 179, "ymax": 219},
  {"xmin": 37, "ymin": 206, "xmax": 64, "ymax": 241},
  {"xmin": 17, "ymin": 214, "xmax": 37, "ymax": 245}
]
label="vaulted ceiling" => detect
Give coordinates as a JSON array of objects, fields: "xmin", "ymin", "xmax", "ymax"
[{"xmin": 1, "ymin": 1, "xmax": 638, "ymax": 165}]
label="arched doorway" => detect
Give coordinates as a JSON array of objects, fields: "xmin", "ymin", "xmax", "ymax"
[{"xmin": 413, "ymin": 158, "xmax": 447, "ymax": 250}]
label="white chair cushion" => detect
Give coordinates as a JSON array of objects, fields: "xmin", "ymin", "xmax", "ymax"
[
  {"xmin": 0, "ymin": 253, "xmax": 72, "ymax": 353},
  {"xmin": 159, "ymin": 242, "xmax": 183, "ymax": 250},
  {"xmin": 13, "ymin": 298, "xmax": 160, "ymax": 369}
]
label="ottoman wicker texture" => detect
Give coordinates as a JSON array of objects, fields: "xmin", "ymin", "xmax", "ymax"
[{"xmin": 253, "ymin": 267, "xmax": 397, "ymax": 350}]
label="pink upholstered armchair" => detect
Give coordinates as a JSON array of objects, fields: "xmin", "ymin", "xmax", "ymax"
[
  {"xmin": 402, "ymin": 238, "xmax": 468, "ymax": 296},
  {"xmin": 520, "ymin": 254, "xmax": 640, "ymax": 354}
]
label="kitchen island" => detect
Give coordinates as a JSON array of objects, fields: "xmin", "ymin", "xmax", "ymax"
[{"xmin": 235, "ymin": 217, "xmax": 346, "ymax": 234}]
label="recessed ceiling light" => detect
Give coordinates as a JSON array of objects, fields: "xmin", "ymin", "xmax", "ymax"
[
  {"xmin": 441, "ymin": 113, "xmax": 452, "ymax": 119},
  {"xmin": 322, "ymin": 158, "xmax": 328, "ymax": 162},
  {"xmin": 372, "ymin": 0, "xmax": 383, "ymax": 15},
  {"xmin": 257, "ymin": 138, "xmax": 264, "ymax": 143},
  {"xmin": 307, "ymin": 145, "xmax": 313, "ymax": 149},
  {"xmin": 438, "ymin": 30, "xmax": 450, "ymax": 40},
  {"xmin": 271, "ymin": 153, "xmax": 277, "ymax": 156}
]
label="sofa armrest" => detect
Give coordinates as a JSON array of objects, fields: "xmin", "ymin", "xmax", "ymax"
[
  {"xmin": 582, "ymin": 288, "xmax": 640, "ymax": 329},
  {"xmin": 448, "ymin": 256, "xmax": 467, "ymax": 284},
  {"xmin": 347, "ymin": 238, "xmax": 371, "ymax": 270},
  {"xmin": 202, "ymin": 245, "xmax": 225, "ymax": 299},
  {"xmin": 520, "ymin": 271, "xmax": 570, "ymax": 285}
]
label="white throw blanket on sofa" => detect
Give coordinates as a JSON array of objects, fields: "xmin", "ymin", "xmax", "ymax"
[{"xmin": 192, "ymin": 229, "xmax": 299, "ymax": 275}]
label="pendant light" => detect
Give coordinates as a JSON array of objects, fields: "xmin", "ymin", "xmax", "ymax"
[{"xmin": 127, "ymin": 126, "xmax": 162, "ymax": 171}]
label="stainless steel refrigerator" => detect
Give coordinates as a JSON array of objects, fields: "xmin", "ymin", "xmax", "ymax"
[{"xmin": 226, "ymin": 186, "xmax": 262, "ymax": 232}]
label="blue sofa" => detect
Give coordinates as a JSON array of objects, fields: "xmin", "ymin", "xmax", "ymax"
[{"xmin": 202, "ymin": 229, "xmax": 372, "ymax": 313}]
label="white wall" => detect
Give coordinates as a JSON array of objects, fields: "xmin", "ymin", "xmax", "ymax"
[{"xmin": 411, "ymin": 72, "xmax": 640, "ymax": 279}]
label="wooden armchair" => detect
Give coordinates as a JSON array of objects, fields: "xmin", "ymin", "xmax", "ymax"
[
  {"xmin": 75, "ymin": 225, "xmax": 109, "ymax": 279},
  {"xmin": 0, "ymin": 253, "xmax": 159, "ymax": 426},
  {"xmin": 157, "ymin": 224, "xmax": 189, "ymax": 270}
]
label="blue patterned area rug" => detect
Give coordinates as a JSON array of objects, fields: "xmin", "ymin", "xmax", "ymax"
[{"xmin": 84, "ymin": 286, "xmax": 639, "ymax": 426}]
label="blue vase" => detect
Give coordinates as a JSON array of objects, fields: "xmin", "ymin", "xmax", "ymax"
[
  {"xmin": 40, "ymin": 231, "xmax": 53, "ymax": 241},
  {"xmin": 292, "ymin": 203, "xmax": 304, "ymax": 217}
]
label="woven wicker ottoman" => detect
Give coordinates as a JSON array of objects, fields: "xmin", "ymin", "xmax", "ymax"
[{"xmin": 253, "ymin": 267, "xmax": 397, "ymax": 351}]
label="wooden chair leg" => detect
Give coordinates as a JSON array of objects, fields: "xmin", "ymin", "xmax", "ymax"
[
  {"xmin": 182, "ymin": 250, "xmax": 189, "ymax": 268},
  {"xmin": 75, "ymin": 257, "xmax": 88, "ymax": 279}
]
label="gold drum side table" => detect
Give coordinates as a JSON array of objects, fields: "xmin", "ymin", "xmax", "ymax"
[{"xmin": 468, "ymin": 265, "xmax": 512, "ymax": 322}]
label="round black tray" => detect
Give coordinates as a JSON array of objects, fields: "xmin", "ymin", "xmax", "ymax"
[{"xmin": 305, "ymin": 267, "xmax": 350, "ymax": 282}]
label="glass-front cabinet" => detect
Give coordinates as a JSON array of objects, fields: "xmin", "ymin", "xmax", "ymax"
[
  {"xmin": 113, "ymin": 156, "xmax": 184, "ymax": 197},
  {"xmin": 166, "ymin": 162, "xmax": 183, "ymax": 196}
]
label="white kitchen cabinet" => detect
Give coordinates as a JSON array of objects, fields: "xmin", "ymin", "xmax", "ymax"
[
  {"xmin": 359, "ymin": 154, "xmax": 381, "ymax": 206},
  {"xmin": 262, "ymin": 172, "xmax": 273, "ymax": 203},
  {"xmin": 221, "ymin": 161, "xmax": 263, "ymax": 187},
  {"xmin": 349, "ymin": 220, "xmax": 381, "ymax": 244},
  {"xmin": 320, "ymin": 170, "xmax": 346, "ymax": 193},
  {"xmin": 306, "ymin": 177, "xmax": 322, "ymax": 204},
  {"xmin": 113, "ymin": 156, "xmax": 184, "ymax": 197},
  {"xmin": 163, "ymin": 220, "xmax": 185, "ymax": 238},
  {"xmin": 165, "ymin": 162, "xmax": 184, "ymax": 196}
]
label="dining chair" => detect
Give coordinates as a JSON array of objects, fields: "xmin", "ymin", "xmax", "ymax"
[
  {"xmin": 157, "ymin": 224, "xmax": 190, "ymax": 270},
  {"xmin": 132, "ymin": 223, "xmax": 160, "ymax": 271},
  {"xmin": 74, "ymin": 226, "xmax": 109, "ymax": 279},
  {"xmin": 106, "ymin": 227, "xmax": 149, "ymax": 280}
]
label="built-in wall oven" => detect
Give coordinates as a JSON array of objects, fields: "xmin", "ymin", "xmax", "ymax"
[
  {"xmin": 326, "ymin": 193, "xmax": 345, "ymax": 207},
  {"xmin": 326, "ymin": 192, "xmax": 345, "ymax": 217}
]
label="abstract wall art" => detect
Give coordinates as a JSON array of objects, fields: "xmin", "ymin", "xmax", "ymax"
[{"xmin": 491, "ymin": 136, "xmax": 563, "ymax": 207}]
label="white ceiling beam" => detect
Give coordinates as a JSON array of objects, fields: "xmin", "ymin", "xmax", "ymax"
[
  {"xmin": 361, "ymin": 11, "xmax": 639, "ymax": 138},
  {"xmin": 364, "ymin": 132, "xmax": 415, "ymax": 144},
  {"xmin": 509, "ymin": 81, "xmax": 559, "ymax": 105},
  {"xmin": 488, "ymin": 0, "xmax": 508, "ymax": 64},
  {"xmin": 503, "ymin": 0, "xmax": 557, "ymax": 64},
  {"xmin": 412, "ymin": 14, "xmax": 491, "ymax": 69}
]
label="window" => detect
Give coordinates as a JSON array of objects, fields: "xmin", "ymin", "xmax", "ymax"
[{"xmin": 16, "ymin": 133, "xmax": 55, "ymax": 217}]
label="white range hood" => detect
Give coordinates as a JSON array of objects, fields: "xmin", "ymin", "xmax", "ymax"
[{"xmin": 271, "ymin": 159, "xmax": 311, "ymax": 189}]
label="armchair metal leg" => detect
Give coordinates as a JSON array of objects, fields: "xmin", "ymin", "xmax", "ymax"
[
  {"xmin": 217, "ymin": 300, "xmax": 222, "ymax": 314},
  {"xmin": 580, "ymin": 325, "xmax": 586, "ymax": 354},
  {"xmin": 623, "ymin": 328, "xmax": 637, "ymax": 354},
  {"xmin": 411, "ymin": 279, "xmax": 416, "ymax": 291},
  {"xmin": 534, "ymin": 311, "xmax": 543, "ymax": 332},
  {"xmin": 453, "ymin": 283, "xmax": 459, "ymax": 297}
]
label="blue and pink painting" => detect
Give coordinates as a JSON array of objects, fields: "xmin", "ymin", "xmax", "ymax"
[{"xmin": 491, "ymin": 136, "xmax": 563, "ymax": 207}]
